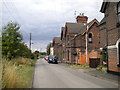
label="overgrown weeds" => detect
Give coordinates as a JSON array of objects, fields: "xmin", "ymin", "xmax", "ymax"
[
  {"xmin": 12, "ymin": 57, "xmax": 34, "ymax": 66},
  {"xmin": 2, "ymin": 58, "xmax": 35, "ymax": 88},
  {"xmin": 96, "ymin": 65, "xmax": 107, "ymax": 73},
  {"xmin": 70, "ymin": 64, "xmax": 89, "ymax": 69}
]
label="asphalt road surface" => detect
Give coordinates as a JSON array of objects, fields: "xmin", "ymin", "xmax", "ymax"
[{"xmin": 32, "ymin": 59, "xmax": 118, "ymax": 88}]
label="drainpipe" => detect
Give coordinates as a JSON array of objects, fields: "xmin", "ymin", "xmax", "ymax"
[
  {"xmin": 86, "ymin": 25, "xmax": 88, "ymax": 64},
  {"xmin": 106, "ymin": 28, "xmax": 109, "ymax": 72}
]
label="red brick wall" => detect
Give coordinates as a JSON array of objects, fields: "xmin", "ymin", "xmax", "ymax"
[
  {"xmin": 99, "ymin": 28, "xmax": 107, "ymax": 48},
  {"xmin": 108, "ymin": 49, "xmax": 119, "ymax": 72},
  {"xmin": 99, "ymin": 2, "xmax": 120, "ymax": 72},
  {"xmin": 72, "ymin": 22, "xmax": 100, "ymax": 65},
  {"xmin": 88, "ymin": 23, "xmax": 100, "ymax": 49},
  {"xmin": 108, "ymin": 29, "xmax": 119, "ymax": 45}
]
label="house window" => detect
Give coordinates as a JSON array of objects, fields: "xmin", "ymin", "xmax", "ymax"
[
  {"xmin": 117, "ymin": 2, "xmax": 120, "ymax": 26},
  {"xmin": 88, "ymin": 33, "xmax": 92, "ymax": 43}
]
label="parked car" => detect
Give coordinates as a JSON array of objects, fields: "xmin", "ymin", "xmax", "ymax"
[
  {"xmin": 48, "ymin": 55, "xmax": 58, "ymax": 64},
  {"xmin": 44, "ymin": 56, "xmax": 49, "ymax": 61}
]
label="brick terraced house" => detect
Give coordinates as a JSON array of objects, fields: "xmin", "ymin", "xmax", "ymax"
[
  {"xmin": 60, "ymin": 14, "xmax": 100, "ymax": 66},
  {"xmin": 63, "ymin": 14, "xmax": 87, "ymax": 63},
  {"xmin": 52, "ymin": 37, "xmax": 62, "ymax": 61},
  {"xmin": 48, "ymin": 0, "xmax": 120, "ymax": 72},
  {"xmin": 99, "ymin": 1, "xmax": 120, "ymax": 72},
  {"xmin": 71, "ymin": 19, "xmax": 100, "ymax": 66},
  {"xmin": 60, "ymin": 27, "xmax": 66, "ymax": 62}
]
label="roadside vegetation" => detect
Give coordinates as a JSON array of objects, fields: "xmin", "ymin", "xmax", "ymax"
[
  {"xmin": 60, "ymin": 63, "xmax": 90, "ymax": 69},
  {"xmin": 1, "ymin": 22, "xmax": 39, "ymax": 88},
  {"xmin": 2, "ymin": 58, "xmax": 35, "ymax": 88},
  {"xmin": 70, "ymin": 64, "xmax": 89, "ymax": 69},
  {"xmin": 96, "ymin": 49, "xmax": 107, "ymax": 72}
]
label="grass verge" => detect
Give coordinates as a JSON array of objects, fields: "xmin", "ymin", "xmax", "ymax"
[
  {"xmin": 2, "ymin": 58, "xmax": 36, "ymax": 88},
  {"xmin": 70, "ymin": 64, "xmax": 89, "ymax": 69}
]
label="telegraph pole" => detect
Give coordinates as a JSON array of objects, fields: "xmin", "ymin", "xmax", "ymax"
[{"xmin": 29, "ymin": 33, "xmax": 32, "ymax": 50}]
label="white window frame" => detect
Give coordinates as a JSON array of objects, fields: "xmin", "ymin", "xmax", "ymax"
[
  {"xmin": 88, "ymin": 33, "xmax": 93, "ymax": 43},
  {"xmin": 116, "ymin": 39, "xmax": 120, "ymax": 66}
]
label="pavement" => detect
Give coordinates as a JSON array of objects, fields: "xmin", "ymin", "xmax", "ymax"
[
  {"xmin": 32, "ymin": 59, "xmax": 119, "ymax": 88},
  {"xmin": 60, "ymin": 63, "xmax": 119, "ymax": 84},
  {"xmin": 84, "ymin": 68, "xmax": 119, "ymax": 83}
]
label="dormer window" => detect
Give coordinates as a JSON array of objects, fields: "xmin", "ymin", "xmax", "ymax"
[
  {"xmin": 88, "ymin": 33, "xmax": 92, "ymax": 43},
  {"xmin": 117, "ymin": 2, "xmax": 120, "ymax": 26}
]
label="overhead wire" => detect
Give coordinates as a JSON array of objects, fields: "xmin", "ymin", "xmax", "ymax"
[
  {"xmin": 2, "ymin": 0, "xmax": 28, "ymax": 29},
  {"xmin": 2, "ymin": 0, "xmax": 17, "ymax": 22},
  {"xmin": 4, "ymin": 0, "xmax": 28, "ymax": 29},
  {"xmin": 2, "ymin": 0, "xmax": 30, "ymax": 45}
]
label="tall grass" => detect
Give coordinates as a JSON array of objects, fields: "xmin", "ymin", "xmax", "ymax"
[
  {"xmin": 70, "ymin": 64, "xmax": 90, "ymax": 69},
  {"xmin": 2, "ymin": 58, "xmax": 35, "ymax": 88},
  {"xmin": 2, "ymin": 59, "xmax": 17, "ymax": 88},
  {"xmin": 0, "ymin": 60, "xmax": 2, "ymax": 89},
  {"xmin": 12, "ymin": 57, "xmax": 34, "ymax": 65}
]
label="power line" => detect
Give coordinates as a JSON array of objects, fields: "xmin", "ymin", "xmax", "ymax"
[
  {"xmin": 8, "ymin": 0, "xmax": 26, "ymax": 23},
  {"xmin": 2, "ymin": 0, "xmax": 31, "ymax": 48},
  {"xmin": 2, "ymin": 0, "xmax": 17, "ymax": 21},
  {"xmin": 2, "ymin": 0, "xmax": 28, "ymax": 29}
]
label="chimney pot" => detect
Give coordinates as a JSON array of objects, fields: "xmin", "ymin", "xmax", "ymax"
[{"xmin": 76, "ymin": 13, "xmax": 88, "ymax": 24}]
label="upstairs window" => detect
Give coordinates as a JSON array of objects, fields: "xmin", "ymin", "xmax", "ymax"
[
  {"xmin": 117, "ymin": 2, "xmax": 120, "ymax": 26},
  {"xmin": 88, "ymin": 33, "xmax": 92, "ymax": 43}
]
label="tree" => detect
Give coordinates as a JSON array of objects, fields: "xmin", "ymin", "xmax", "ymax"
[
  {"xmin": 18, "ymin": 43, "xmax": 32, "ymax": 58},
  {"xmin": 39, "ymin": 52, "xmax": 46, "ymax": 55},
  {"xmin": 33, "ymin": 51, "xmax": 40, "ymax": 59},
  {"xmin": 46, "ymin": 43, "xmax": 51, "ymax": 55},
  {"xmin": 2, "ymin": 22, "xmax": 23, "ymax": 59}
]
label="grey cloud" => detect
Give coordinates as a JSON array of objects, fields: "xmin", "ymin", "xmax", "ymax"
[{"xmin": 2, "ymin": 0, "xmax": 103, "ymax": 51}]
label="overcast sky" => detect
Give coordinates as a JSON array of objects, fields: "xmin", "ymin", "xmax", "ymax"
[{"xmin": 2, "ymin": 0, "xmax": 104, "ymax": 52}]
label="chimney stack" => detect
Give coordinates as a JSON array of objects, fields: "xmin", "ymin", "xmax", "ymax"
[{"xmin": 76, "ymin": 13, "xmax": 88, "ymax": 24}]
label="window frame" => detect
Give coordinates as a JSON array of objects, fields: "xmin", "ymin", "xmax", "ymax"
[
  {"xmin": 88, "ymin": 33, "xmax": 93, "ymax": 43},
  {"xmin": 117, "ymin": 42, "xmax": 120, "ymax": 67}
]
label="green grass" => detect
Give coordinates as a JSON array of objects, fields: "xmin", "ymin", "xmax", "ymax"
[
  {"xmin": 96, "ymin": 65, "xmax": 107, "ymax": 74},
  {"xmin": 0, "ymin": 62, "xmax": 2, "ymax": 89},
  {"xmin": 2, "ymin": 58, "xmax": 36, "ymax": 88},
  {"xmin": 15, "ymin": 65, "xmax": 34, "ymax": 88},
  {"xmin": 70, "ymin": 64, "xmax": 89, "ymax": 69}
]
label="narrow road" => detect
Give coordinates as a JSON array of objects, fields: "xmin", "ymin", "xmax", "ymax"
[{"xmin": 32, "ymin": 59, "xmax": 118, "ymax": 88}]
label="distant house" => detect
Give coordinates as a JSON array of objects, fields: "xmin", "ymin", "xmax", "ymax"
[
  {"xmin": 99, "ymin": 1, "xmax": 120, "ymax": 72},
  {"xmin": 71, "ymin": 19, "xmax": 100, "ymax": 65},
  {"xmin": 60, "ymin": 27, "xmax": 66, "ymax": 62},
  {"xmin": 50, "ymin": 47, "xmax": 54, "ymax": 55},
  {"xmin": 49, "ymin": 43, "xmax": 54, "ymax": 55},
  {"xmin": 63, "ymin": 14, "xmax": 88, "ymax": 63},
  {"xmin": 52, "ymin": 37, "xmax": 62, "ymax": 61}
]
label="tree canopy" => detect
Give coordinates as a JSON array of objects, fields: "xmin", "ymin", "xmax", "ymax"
[{"xmin": 2, "ymin": 22, "xmax": 32, "ymax": 59}]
